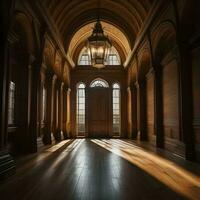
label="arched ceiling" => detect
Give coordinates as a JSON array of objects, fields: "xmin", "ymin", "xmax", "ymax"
[
  {"xmin": 40, "ymin": 0, "xmax": 155, "ymax": 66},
  {"xmin": 67, "ymin": 21, "xmax": 131, "ymax": 64}
]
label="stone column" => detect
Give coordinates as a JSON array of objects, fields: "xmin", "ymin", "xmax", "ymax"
[
  {"xmin": 54, "ymin": 81, "xmax": 63, "ymax": 141},
  {"xmin": 136, "ymin": 80, "xmax": 147, "ymax": 141},
  {"xmin": 38, "ymin": 64, "xmax": 46, "ymax": 138},
  {"xmin": 131, "ymin": 84, "xmax": 137, "ymax": 139},
  {"xmin": 172, "ymin": 0, "xmax": 195, "ymax": 161},
  {"xmin": 66, "ymin": 88, "xmax": 71, "ymax": 138},
  {"xmin": 127, "ymin": 87, "xmax": 132, "ymax": 138},
  {"xmin": 42, "ymin": 72, "xmax": 56, "ymax": 144},
  {"xmin": 153, "ymin": 67, "xmax": 164, "ymax": 148},
  {"xmin": 52, "ymin": 75, "xmax": 58, "ymax": 141},
  {"xmin": 53, "ymin": 80, "xmax": 61, "ymax": 141},
  {"xmin": 178, "ymin": 44, "xmax": 195, "ymax": 160},
  {"xmin": 60, "ymin": 82, "xmax": 64, "ymax": 139},
  {"xmin": 28, "ymin": 56, "xmax": 41, "ymax": 153},
  {"xmin": 0, "ymin": 0, "xmax": 16, "ymax": 178},
  {"xmin": 85, "ymin": 86, "xmax": 89, "ymax": 138},
  {"xmin": 62, "ymin": 86, "xmax": 68, "ymax": 139}
]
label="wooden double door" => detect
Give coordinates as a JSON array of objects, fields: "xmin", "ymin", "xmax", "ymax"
[{"xmin": 88, "ymin": 88, "xmax": 110, "ymax": 138}]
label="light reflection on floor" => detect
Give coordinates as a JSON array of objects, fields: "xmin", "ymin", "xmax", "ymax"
[
  {"xmin": 42, "ymin": 139, "xmax": 85, "ymax": 179},
  {"xmin": 45, "ymin": 139, "xmax": 84, "ymax": 169},
  {"xmin": 91, "ymin": 139, "xmax": 200, "ymax": 200},
  {"xmin": 45, "ymin": 140, "xmax": 72, "ymax": 152}
]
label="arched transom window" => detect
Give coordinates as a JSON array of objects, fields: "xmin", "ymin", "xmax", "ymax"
[{"xmin": 90, "ymin": 78, "xmax": 109, "ymax": 88}]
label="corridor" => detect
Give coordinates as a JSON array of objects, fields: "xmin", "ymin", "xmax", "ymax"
[{"xmin": 0, "ymin": 139, "xmax": 200, "ymax": 200}]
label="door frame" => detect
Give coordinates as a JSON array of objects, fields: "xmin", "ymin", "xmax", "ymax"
[{"xmin": 88, "ymin": 87, "xmax": 110, "ymax": 138}]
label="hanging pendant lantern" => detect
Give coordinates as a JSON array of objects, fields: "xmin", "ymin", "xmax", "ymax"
[{"xmin": 87, "ymin": 20, "xmax": 112, "ymax": 68}]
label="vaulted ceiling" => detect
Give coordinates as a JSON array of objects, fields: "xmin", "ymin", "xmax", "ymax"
[
  {"xmin": 39, "ymin": 0, "xmax": 155, "ymax": 66},
  {"xmin": 67, "ymin": 21, "xmax": 131, "ymax": 64}
]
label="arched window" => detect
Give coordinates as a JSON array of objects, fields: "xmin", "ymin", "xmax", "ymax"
[
  {"xmin": 42, "ymin": 85, "xmax": 47, "ymax": 123},
  {"xmin": 78, "ymin": 48, "xmax": 91, "ymax": 65},
  {"xmin": 76, "ymin": 83, "xmax": 86, "ymax": 135},
  {"xmin": 8, "ymin": 81, "xmax": 15, "ymax": 125},
  {"xmin": 105, "ymin": 46, "xmax": 121, "ymax": 65},
  {"xmin": 112, "ymin": 83, "xmax": 120, "ymax": 135},
  {"xmin": 78, "ymin": 46, "xmax": 120, "ymax": 66},
  {"xmin": 90, "ymin": 78, "xmax": 109, "ymax": 88}
]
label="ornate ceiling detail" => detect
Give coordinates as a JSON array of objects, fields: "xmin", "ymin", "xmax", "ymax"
[{"xmin": 38, "ymin": 0, "xmax": 155, "ymax": 66}]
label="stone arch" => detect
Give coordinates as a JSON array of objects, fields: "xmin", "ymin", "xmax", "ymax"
[
  {"xmin": 151, "ymin": 20, "xmax": 181, "ymax": 150},
  {"xmin": 12, "ymin": 11, "xmax": 36, "ymax": 54},
  {"xmin": 151, "ymin": 20, "xmax": 177, "ymax": 65},
  {"xmin": 178, "ymin": 0, "xmax": 197, "ymax": 40},
  {"xmin": 135, "ymin": 47, "xmax": 151, "ymax": 142},
  {"xmin": 7, "ymin": 11, "xmax": 37, "ymax": 154}
]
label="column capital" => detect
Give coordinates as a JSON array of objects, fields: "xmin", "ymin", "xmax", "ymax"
[
  {"xmin": 55, "ymin": 78, "xmax": 62, "ymax": 87},
  {"xmin": 45, "ymin": 69, "xmax": 54, "ymax": 79},
  {"xmin": 146, "ymin": 67, "xmax": 155, "ymax": 79},
  {"xmin": 135, "ymin": 81, "xmax": 140, "ymax": 88},
  {"xmin": 63, "ymin": 85, "xmax": 68, "ymax": 92},
  {"xmin": 130, "ymin": 83, "xmax": 137, "ymax": 91},
  {"xmin": 52, "ymin": 74, "xmax": 57, "ymax": 83},
  {"xmin": 135, "ymin": 78, "xmax": 146, "ymax": 87},
  {"xmin": 60, "ymin": 82, "xmax": 65, "ymax": 91},
  {"xmin": 67, "ymin": 88, "xmax": 71, "ymax": 93},
  {"xmin": 41, "ymin": 62, "xmax": 47, "ymax": 70}
]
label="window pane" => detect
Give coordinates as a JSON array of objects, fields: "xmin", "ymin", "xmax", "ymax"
[
  {"xmin": 79, "ymin": 46, "xmax": 120, "ymax": 66},
  {"xmin": 107, "ymin": 54, "xmax": 120, "ymax": 65},
  {"xmin": 79, "ymin": 54, "xmax": 91, "ymax": 65},
  {"xmin": 113, "ymin": 84, "xmax": 120, "ymax": 89},
  {"xmin": 113, "ymin": 109, "xmax": 119, "ymax": 115},
  {"xmin": 113, "ymin": 90, "xmax": 119, "ymax": 97},
  {"xmin": 112, "ymin": 86, "xmax": 120, "ymax": 135},
  {"xmin": 79, "ymin": 109, "xmax": 85, "ymax": 115},
  {"xmin": 113, "ymin": 98, "xmax": 119, "ymax": 103},
  {"xmin": 79, "ymin": 98, "xmax": 85, "ymax": 104},
  {"xmin": 77, "ymin": 83, "xmax": 86, "ymax": 134},
  {"xmin": 78, "ymin": 89, "xmax": 85, "ymax": 96},
  {"xmin": 8, "ymin": 81, "xmax": 15, "ymax": 125},
  {"xmin": 90, "ymin": 79, "xmax": 109, "ymax": 88},
  {"xmin": 79, "ymin": 104, "xmax": 84, "ymax": 110},
  {"xmin": 79, "ymin": 84, "xmax": 85, "ymax": 89},
  {"xmin": 113, "ymin": 104, "xmax": 119, "ymax": 109}
]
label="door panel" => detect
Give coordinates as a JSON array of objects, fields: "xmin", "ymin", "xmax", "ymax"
[{"xmin": 88, "ymin": 88, "xmax": 109, "ymax": 137}]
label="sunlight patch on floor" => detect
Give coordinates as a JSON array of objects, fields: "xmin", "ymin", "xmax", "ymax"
[
  {"xmin": 45, "ymin": 140, "xmax": 72, "ymax": 152},
  {"xmin": 91, "ymin": 139, "xmax": 200, "ymax": 200}
]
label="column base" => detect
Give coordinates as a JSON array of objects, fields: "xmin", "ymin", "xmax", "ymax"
[
  {"xmin": 156, "ymin": 136, "xmax": 164, "ymax": 149},
  {"xmin": 54, "ymin": 130, "xmax": 62, "ymax": 142},
  {"xmin": 63, "ymin": 130, "xmax": 68, "ymax": 139},
  {"xmin": 139, "ymin": 130, "xmax": 148, "ymax": 141},
  {"xmin": 131, "ymin": 130, "xmax": 138, "ymax": 139},
  {"xmin": 185, "ymin": 143, "xmax": 196, "ymax": 161},
  {"xmin": 0, "ymin": 150, "xmax": 15, "ymax": 179},
  {"xmin": 42, "ymin": 128, "xmax": 52, "ymax": 145}
]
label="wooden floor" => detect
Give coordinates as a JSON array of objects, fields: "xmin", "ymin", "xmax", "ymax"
[{"xmin": 0, "ymin": 139, "xmax": 200, "ymax": 200}]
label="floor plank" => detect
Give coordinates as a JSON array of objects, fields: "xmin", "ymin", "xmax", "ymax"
[{"xmin": 1, "ymin": 139, "xmax": 199, "ymax": 200}]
